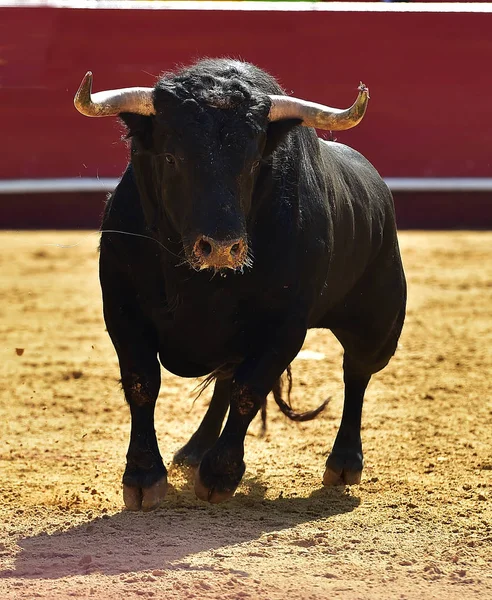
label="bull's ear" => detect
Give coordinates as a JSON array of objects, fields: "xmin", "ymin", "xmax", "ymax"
[
  {"xmin": 263, "ymin": 118, "xmax": 302, "ymax": 158},
  {"xmin": 119, "ymin": 113, "xmax": 154, "ymax": 151}
]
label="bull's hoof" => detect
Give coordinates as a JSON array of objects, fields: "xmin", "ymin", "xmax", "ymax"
[
  {"xmin": 194, "ymin": 449, "xmax": 245, "ymax": 504},
  {"xmin": 323, "ymin": 451, "xmax": 363, "ymax": 486},
  {"xmin": 194, "ymin": 470, "xmax": 237, "ymax": 504},
  {"xmin": 323, "ymin": 466, "xmax": 362, "ymax": 486},
  {"xmin": 122, "ymin": 460, "xmax": 168, "ymax": 511},
  {"xmin": 123, "ymin": 475, "xmax": 168, "ymax": 511}
]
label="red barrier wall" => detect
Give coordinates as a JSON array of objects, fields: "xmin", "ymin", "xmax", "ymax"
[
  {"xmin": 2, "ymin": 4, "xmax": 492, "ymax": 180},
  {"xmin": 1, "ymin": 4, "xmax": 491, "ymax": 228}
]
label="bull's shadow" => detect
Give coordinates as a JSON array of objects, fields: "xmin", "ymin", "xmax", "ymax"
[{"xmin": 1, "ymin": 476, "xmax": 359, "ymax": 580}]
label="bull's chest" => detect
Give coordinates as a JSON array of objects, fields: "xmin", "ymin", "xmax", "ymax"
[{"xmin": 155, "ymin": 285, "xmax": 251, "ymax": 376}]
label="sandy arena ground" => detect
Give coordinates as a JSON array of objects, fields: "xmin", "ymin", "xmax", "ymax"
[{"xmin": 0, "ymin": 230, "xmax": 491, "ymax": 599}]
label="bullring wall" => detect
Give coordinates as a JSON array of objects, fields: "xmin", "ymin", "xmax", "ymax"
[{"xmin": 1, "ymin": 2, "xmax": 491, "ymax": 228}]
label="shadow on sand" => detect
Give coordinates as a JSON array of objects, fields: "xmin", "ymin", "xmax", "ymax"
[{"xmin": 1, "ymin": 475, "xmax": 360, "ymax": 580}]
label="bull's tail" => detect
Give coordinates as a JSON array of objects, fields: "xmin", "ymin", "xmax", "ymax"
[
  {"xmin": 268, "ymin": 365, "xmax": 330, "ymax": 426},
  {"xmin": 194, "ymin": 364, "xmax": 328, "ymax": 433}
]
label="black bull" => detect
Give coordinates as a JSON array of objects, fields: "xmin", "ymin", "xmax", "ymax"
[{"xmin": 77, "ymin": 59, "xmax": 406, "ymax": 510}]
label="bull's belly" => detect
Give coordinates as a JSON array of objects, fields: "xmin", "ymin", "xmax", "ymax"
[{"xmin": 158, "ymin": 352, "xmax": 214, "ymax": 378}]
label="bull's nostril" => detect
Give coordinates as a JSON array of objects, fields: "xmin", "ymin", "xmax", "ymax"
[
  {"xmin": 198, "ymin": 240, "xmax": 212, "ymax": 257},
  {"xmin": 194, "ymin": 237, "xmax": 246, "ymax": 267}
]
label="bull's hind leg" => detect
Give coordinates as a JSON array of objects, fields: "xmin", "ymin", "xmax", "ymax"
[
  {"xmin": 323, "ymin": 356, "xmax": 370, "ymax": 485},
  {"xmin": 324, "ymin": 304, "xmax": 405, "ymax": 486},
  {"xmin": 173, "ymin": 377, "xmax": 231, "ymax": 467}
]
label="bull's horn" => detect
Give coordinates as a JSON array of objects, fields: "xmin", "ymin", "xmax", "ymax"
[
  {"xmin": 74, "ymin": 71, "xmax": 155, "ymax": 117},
  {"xmin": 268, "ymin": 83, "xmax": 369, "ymax": 131}
]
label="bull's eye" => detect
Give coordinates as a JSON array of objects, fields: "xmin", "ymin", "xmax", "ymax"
[{"xmin": 164, "ymin": 153, "xmax": 175, "ymax": 165}]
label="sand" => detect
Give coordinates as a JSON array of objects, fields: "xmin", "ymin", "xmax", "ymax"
[{"xmin": 0, "ymin": 230, "xmax": 491, "ymax": 599}]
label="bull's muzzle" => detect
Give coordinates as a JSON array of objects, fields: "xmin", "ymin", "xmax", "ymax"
[{"xmin": 192, "ymin": 235, "xmax": 248, "ymax": 271}]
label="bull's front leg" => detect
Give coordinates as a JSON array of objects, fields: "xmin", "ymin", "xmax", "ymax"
[
  {"xmin": 119, "ymin": 353, "xmax": 168, "ymax": 512},
  {"xmin": 100, "ymin": 245, "xmax": 168, "ymax": 511},
  {"xmin": 103, "ymin": 300, "xmax": 167, "ymax": 510},
  {"xmin": 194, "ymin": 319, "xmax": 307, "ymax": 503}
]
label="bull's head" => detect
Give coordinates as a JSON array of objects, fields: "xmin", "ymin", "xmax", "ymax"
[{"xmin": 74, "ymin": 64, "xmax": 369, "ymax": 273}]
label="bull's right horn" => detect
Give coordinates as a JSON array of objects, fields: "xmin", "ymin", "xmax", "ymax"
[
  {"xmin": 74, "ymin": 71, "xmax": 155, "ymax": 117},
  {"xmin": 268, "ymin": 83, "xmax": 369, "ymax": 131}
]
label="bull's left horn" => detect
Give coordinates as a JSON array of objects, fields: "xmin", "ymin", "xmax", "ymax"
[
  {"xmin": 268, "ymin": 83, "xmax": 369, "ymax": 131},
  {"xmin": 74, "ymin": 71, "xmax": 155, "ymax": 117}
]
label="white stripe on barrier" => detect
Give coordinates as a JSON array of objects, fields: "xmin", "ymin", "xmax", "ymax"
[
  {"xmin": 2, "ymin": 2, "xmax": 492, "ymax": 14},
  {"xmin": 0, "ymin": 178, "xmax": 118, "ymax": 194},
  {"xmin": 383, "ymin": 178, "xmax": 492, "ymax": 192},
  {"xmin": 1, "ymin": 178, "xmax": 492, "ymax": 195}
]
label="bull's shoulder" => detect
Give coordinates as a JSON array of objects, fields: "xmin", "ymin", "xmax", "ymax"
[
  {"xmin": 100, "ymin": 164, "xmax": 165, "ymax": 293},
  {"xmin": 103, "ymin": 164, "xmax": 145, "ymax": 231}
]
